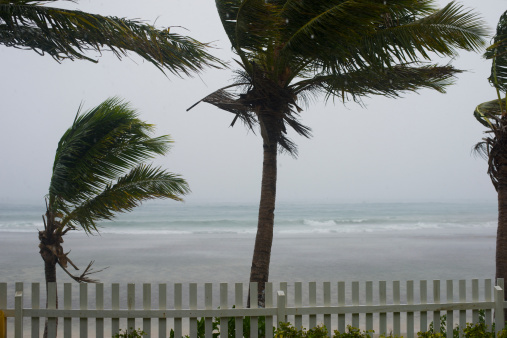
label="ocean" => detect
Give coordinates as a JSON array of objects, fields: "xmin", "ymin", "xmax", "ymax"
[
  {"xmin": 0, "ymin": 201, "xmax": 499, "ymax": 336},
  {"xmin": 0, "ymin": 201, "xmax": 498, "ymax": 285}
]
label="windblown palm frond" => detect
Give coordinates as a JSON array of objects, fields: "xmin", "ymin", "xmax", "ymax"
[
  {"xmin": 485, "ymin": 11, "xmax": 507, "ymax": 92},
  {"xmin": 293, "ymin": 64, "xmax": 462, "ymax": 103},
  {"xmin": 193, "ymin": 0, "xmax": 487, "ymax": 155},
  {"xmin": 474, "ymin": 99, "xmax": 504, "ymax": 128},
  {"xmin": 62, "ymin": 164, "xmax": 189, "ymax": 233},
  {"xmin": 0, "ymin": 0, "xmax": 223, "ymax": 75},
  {"xmin": 48, "ymin": 97, "xmax": 190, "ymax": 234}
]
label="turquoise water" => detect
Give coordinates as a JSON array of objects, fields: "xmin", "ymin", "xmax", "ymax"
[
  {"xmin": 0, "ymin": 201, "xmax": 497, "ymax": 235},
  {"xmin": 0, "ymin": 201, "xmax": 498, "ymax": 286}
]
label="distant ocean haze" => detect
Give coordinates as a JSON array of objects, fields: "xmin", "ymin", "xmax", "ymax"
[{"xmin": 0, "ymin": 201, "xmax": 497, "ymax": 287}]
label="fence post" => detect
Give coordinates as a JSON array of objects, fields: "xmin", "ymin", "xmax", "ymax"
[
  {"xmin": 277, "ymin": 291, "xmax": 286, "ymax": 328},
  {"xmin": 495, "ymin": 285, "xmax": 505, "ymax": 334},
  {"xmin": 14, "ymin": 290, "xmax": 22, "ymax": 338}
]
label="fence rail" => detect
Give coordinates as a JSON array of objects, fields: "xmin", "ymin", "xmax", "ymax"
[{"xmin": 0, "ymin": 279, "xmax": 505, "ymax": 338}]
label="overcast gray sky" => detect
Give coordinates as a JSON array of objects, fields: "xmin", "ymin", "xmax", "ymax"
[{"xmin": 0, "ymin": 0, "xmax": 505, "ymax": 205}]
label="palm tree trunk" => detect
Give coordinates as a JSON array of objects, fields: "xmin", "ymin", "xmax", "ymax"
[
  {"xmin": 498, "ymin": 176, "xmax": 507, "ymax": 282},
  {"xmin": 40, "ymin": 231, "xmax": 59, "ymax": 338},
  {"xmin": 248, "ymin": 134, "xmax": 277, "ymax": 308},
  {"xmin": 42, "ymin": 259, "xmax": 59, "ymax": 338},
  {"xmin": 496, "ymin": 153, "xmax": 507, "ymax": 322}
]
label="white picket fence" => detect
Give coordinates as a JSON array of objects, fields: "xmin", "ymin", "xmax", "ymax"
[{"xmin": 0, "ymin": 279, "xmax": 505, "ymax": 338}]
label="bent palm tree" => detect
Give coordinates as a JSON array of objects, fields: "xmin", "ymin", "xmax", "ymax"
[
  {"xmin": 1, "ymin": 0, "xmax": 222, "ymax": 75},
  {"xmin": 474, "ymin": 10, "xmax": 507, "ymax": 286},
  {"xmin": 39, "ymin": 98, "xmax": 189, "ymax": 334},
  {"xmin": 189, "ymin": 0, "xmax": 487, "ymax": 306}
]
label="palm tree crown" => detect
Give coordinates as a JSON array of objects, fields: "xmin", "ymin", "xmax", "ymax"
[
  {"xmin": 0, "ymin": 0, "xmax": 223, "ymax": 76},
  {"xmin": 192, "ymin": 0, "xmax": 487, "ymax": 154},
  {"xmin": 40, "ymin": 97, "xmax": 190, "ymax": 282},
  {"xmin": 189, "ymin": 0, "xmax": 487, "ymax": 307}
]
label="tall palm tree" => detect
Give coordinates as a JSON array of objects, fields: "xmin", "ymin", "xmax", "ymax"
[
  {"xmin": 474, "ymin": 10, "xmax": 507, "ymax": 287},
  {"xmin": 189, "ymin": 0, "xmax": 487, "ymax": 307},
  {"xmin": 39, "ymin": 97, "xmax": 189, "ymax": 330},
  {"xmin": 1, "ymin": 0, "xmax": 222, "ymax": 75}
]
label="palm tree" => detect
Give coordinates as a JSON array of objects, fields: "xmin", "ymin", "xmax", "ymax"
[
  {"xmin": 1, "ymin": 0, "xmax": 222, "ymax": 75},
  {"xmin": 39, "ymin": 97, "xmax": 190, "ymax": 334},
  {"xmin": 474, "ymin": 10, "xmax": 507, "ymax": 287},
  {"xmin": 188, "ymin": 0, "xmax": 487, "ymax": 307}
]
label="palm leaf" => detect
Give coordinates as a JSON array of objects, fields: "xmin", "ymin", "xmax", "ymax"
[
  {"xmin": 279, "ymin": 1, "xmax": 486, "ymax": 73},
  {"xmin": 0, "ymin": 1, "xmax": 223, "ymax": 75},
  {"xmin": 485, "ymin": 10, "xmax": 507, "ymax": 91},
  {"xmin": 49, "ymin": 98, "xmax": 174, "ymax": 212},
  {"xmin": 293, "ymin": 63, "xmax": 462, "ymax": 103},
  {"xmin": 474, "ymin": 99, "xmax": 505, "ymax": 128},
  {"xmin": 215, "ymin": 0, "xmax": 242, "ymax": 50},
  {"xmin": 61, "ymin": 164, "xmax": 190, "ymax": 233}
]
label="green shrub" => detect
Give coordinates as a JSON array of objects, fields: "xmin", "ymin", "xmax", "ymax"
[
  {"xmin": 275, "ymin": 323, "xmax": 400, "ymax": 338},
  {"xmin": 112, "ymin": 327, "xmax": 146, "ymax": 338},
  {"xmin": 416, "ymin": 310, "xmax": 507, "ymax": 338},
  {"xmin": 169, "ymin": 315, "xmax": 273, "ymax": 338},
  {"xmin": 165, "ymin": 312, "xmax": 507, "ymax": 338}
]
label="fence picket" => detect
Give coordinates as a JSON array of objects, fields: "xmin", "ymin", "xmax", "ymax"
[
  {"xmin": 309, "ymin": 282, "xmax": 317, "ymax": 329},
  {"xmin": 365, "ymin": 281, "xmax": 373, "ymax": 333},
  {"xmin": 277, "ymin": 291, "xmax": 286, "ymax": 327},
  {"xmin": 446, "ymin": 280, "xmax": 453, "ymax": 338},
  {"xmin": 352, "ymin": 282, "xmax": 359, "ymax": 329},
  {"xmin": 47, "ymin": 282, "xmax": 56, "ymax": 338},
  {"xmin": 112, "ymin": 283, "xmax": 120, "ymax": 335},
  {"xmin": 265, "ymin": 282, "xmax": 273, "ymax": 338},
  {"xmin": 220, "ymin": 283, "xmax": 228, "ymax": 338},
  {"xmin": 64, "ymin": 283, "xmax": 71, "ymax": 338},
  {"xmin": 96, "ymin": 283, "xmax": 104, "ymax": 338},
  {"xmin": 31, "ymin": 283, "xmax": 40, "ymax": 338},
  {"xmin": 249, "ymin": 282, "xmax": 258, "ymax": 338},
  {"xmin": 234, "ymin": 283, "xmax": 243, "ymax": 338},
  {"xmin": 472, "ymin": 279, "xmax": 479, "ymax": 324},
  {"xmin": 324, "ymin": 282, "xmax": 331, "ymax": 337},
  {"xmin": 189, "ymin": 283, "xmax": 197, "ymax": 338},
  {"xmin": 495, "ymin": 283, "xmax": 504, "ymax": 334},
  {"xmin": 407, "ymin": 281, "xmax": 414, "ymax": 338},
  {"xmin": 393, "ymin": 281, "xmax": 400, "ymax": 337},
  {"xmin": 204, "ymin": 283, "xmax": 212, "ymax": 338},
  {"xmin": 294, "ymin": 282, "xmax": 302, "ymax": 330},
  {"xmin": 127, "ymin": 284, "xmax": 135, "ymax": 332},
  {"xmin": 159, "ymin": 284, "xmax": 167, "ymax": 338},
  {"xmin": 420, "ymin": 280, "xmax": 427, "ymax": 333},
  {"xmin": 14, "ymin": 288, "xmax": 22, "ymax": 338},
  {"xmin": 143, "ymin": 284, "xmax": 151, "ymax": 337},
  {"xmin": 379, "ymin": 281, "xmax": 387, "ymax": 336},
  {"xmin": 80, "ymin": 283, "xmax": 88, "ymax": 338},
  {"xmin": 459, "ymin": 280, "xmax": 466, "ymax": 336},
  {"xmin": 174, "ymin": 283, "xmax": 182, "ymax": 338},
  {"xmin": 433, "ymin": 280, "xmax": 441, "ymax": 332},
  {"xmin": 485, "ymin": 279, "xmax": 492, "ymax": 327}
]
